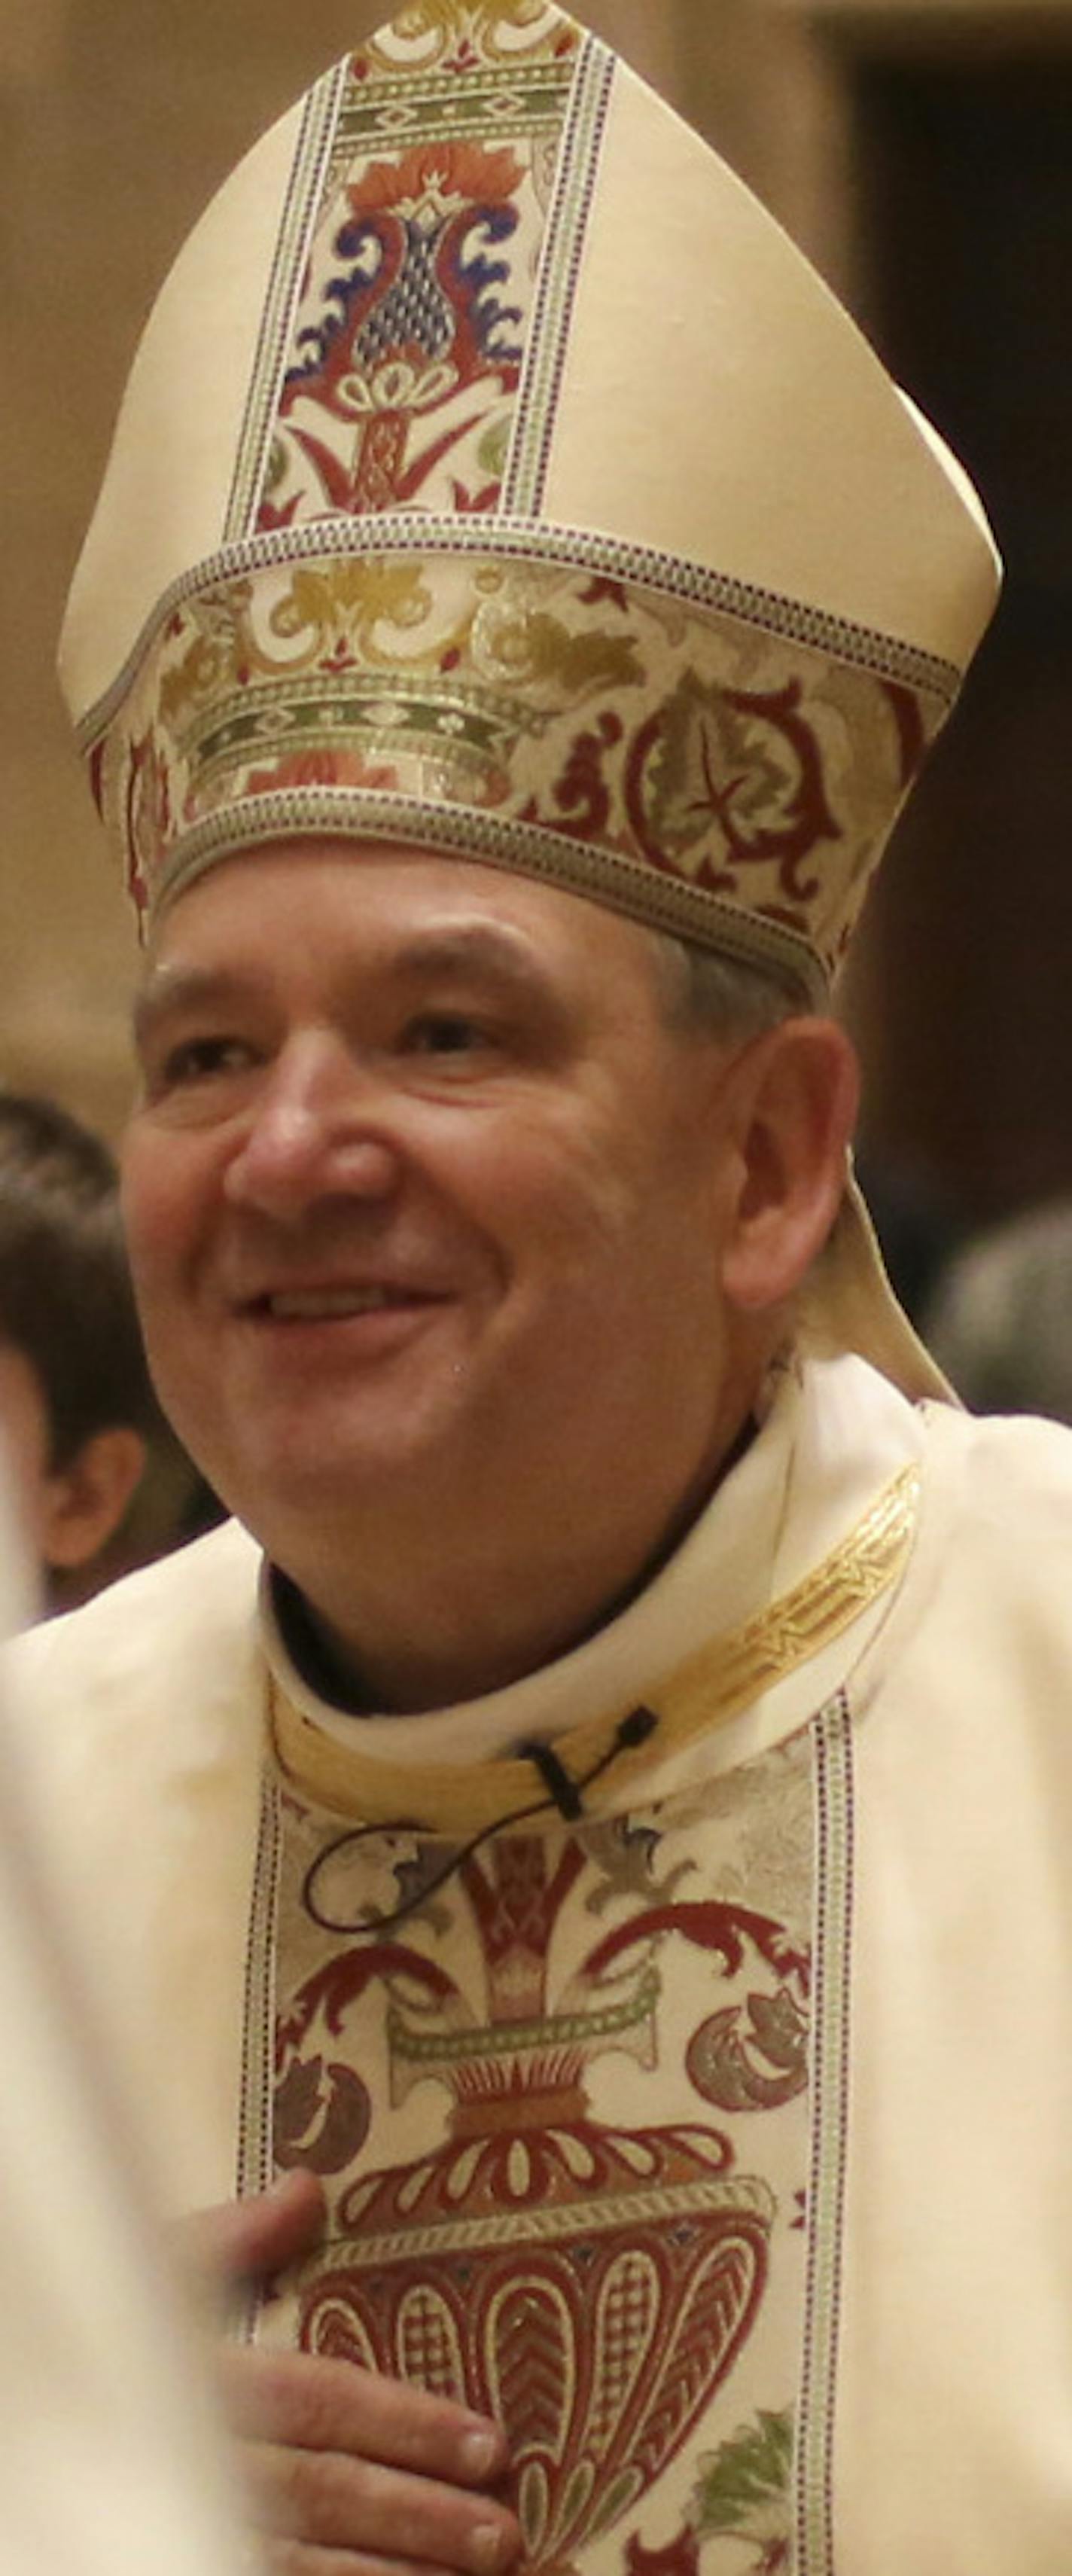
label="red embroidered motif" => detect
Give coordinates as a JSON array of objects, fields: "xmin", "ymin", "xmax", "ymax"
[
  {"xmin": 245, "ymin": 749, "xmax": 400, "ymax": 797},
  {"xmin": 624, "ymin": 676, "xmax": 841, "ymax": 912},
  {"xmin": 262, "ymin": 138, "xmax": 531, "ymax": 528},
  {"xmin": 273, "ymin": 1827, "xmax": 808, "ymax": 2571},
  {"xmin": 881, "ymin": 679, "xmax": 927, "ymax": 789}
]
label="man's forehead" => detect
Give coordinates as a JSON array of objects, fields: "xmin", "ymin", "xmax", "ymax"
[
  {"xmin": 139, "ymin": 911, "xmax": 546, "ymax": 993},
  {"xmin": 138, "ymin": 839, "xmax": 650, "ymax": 986},
  {"xmin": 132, "ymin": 889, "xmax": 622, "ymax": 1041}
]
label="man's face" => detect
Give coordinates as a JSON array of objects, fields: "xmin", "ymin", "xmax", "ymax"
[{"xmin": 123, "ymin": 844, "xmax": 748, "ymax": 1577}]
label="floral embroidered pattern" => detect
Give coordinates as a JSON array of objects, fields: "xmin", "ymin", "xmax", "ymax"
[
  {"xmin": 99, "ymin": 529, "xmax": 949, "ymax": 984},
  {"xmin": 623, "ymin": 2409, "xmax": 796, "ymax": 2576},
  {"xmin": 355, "ymin": 1, "xmax": 577, "ymax": 76},
  {"xmin": 253, "ymin": 19, "xmax": 584, "ymax": 531},
  {"xmin": 691, "ymin": 2406, "xmax": 794, "ymax": 2572},
  {"xmin": 251, "ymin": 1727, "xmax": 816, "ymax": 2576},
  {"xmin": 626, "ymin": 673, "xmax": 842, "ymax": 909}
]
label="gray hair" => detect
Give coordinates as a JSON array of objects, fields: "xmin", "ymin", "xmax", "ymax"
[{"xmin": 647, "ymin": 928, "xmax": 811, "ymax": 1044}]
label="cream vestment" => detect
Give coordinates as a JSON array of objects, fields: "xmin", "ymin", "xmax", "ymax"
[
  {"xmin": 0, "ymin": 1462, "xmax": 243, "ymax": 2576},
  {"xmin": 9, "ymin": 1350, "xmax": 1072, "ymax": 2574},
  {"xmin": 36, "ymin": 15, "xmax": 1049, "ymax": 2568}
]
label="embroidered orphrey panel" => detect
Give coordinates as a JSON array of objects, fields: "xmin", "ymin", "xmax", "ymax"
[{"xmin": 240, "ymin": 1700, "xmax": 854, "ymax": 2575}]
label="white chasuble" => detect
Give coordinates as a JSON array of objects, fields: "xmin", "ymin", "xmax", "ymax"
[{"xmin": 9, "ymin": 1352, "xmax": 1072, "ymax": 2573}]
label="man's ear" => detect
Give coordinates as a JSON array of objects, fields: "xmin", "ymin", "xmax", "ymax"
[
  {"xmin": 41, "ymin": 1428, "xmax": 148, "ymax": 1576},
  {"xmin": 717, "ymin": 1016, "xmax": 860, "ymax": 1314}
]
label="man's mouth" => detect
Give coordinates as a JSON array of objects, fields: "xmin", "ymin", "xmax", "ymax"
[{"xmin": 254, "ymin": 1285, "xmax": 437, "ymax": 1322}]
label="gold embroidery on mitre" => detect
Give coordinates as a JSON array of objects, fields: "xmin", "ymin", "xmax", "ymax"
[
  {"xmin": 268, "ymin": 1462, "xmax": 920, "ymax": 1830},
  {"xmin": 101, "ymin": 526, "xmax": 951, "ymax": 976}
]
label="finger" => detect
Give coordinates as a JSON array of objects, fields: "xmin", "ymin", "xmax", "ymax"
[
  {"xmin": 221, "ymin": 2349, "xmax": 510, "ymax": 2489},
  {"xmin": 184, "ymin": 2172, "xmax": 328, "ymax": 2286},
  {"xmin": 262, "ymin": 2547, "xmax": 499, "ymax": 2576},
  {"xmin": 245, "ymin": 2441, "xmax": 521, "ymax": 2576},
  {"xmin": 261, "ymin": 2535, "xmax": 515, "ymax": 2576}
]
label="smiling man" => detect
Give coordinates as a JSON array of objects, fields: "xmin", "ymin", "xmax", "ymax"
[
  {"xmin": 11, "ymin": 7, "xmax": 1072, "ymax": 2574},
  {"xmin": 126, "ymin": 844, "xmax": 849, "ymax": 1713}
]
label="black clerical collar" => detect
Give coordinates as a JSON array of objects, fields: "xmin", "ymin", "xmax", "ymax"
[{"xmin": 270, "ymin": 1565, "xmax": 378, "ymax": 1715}]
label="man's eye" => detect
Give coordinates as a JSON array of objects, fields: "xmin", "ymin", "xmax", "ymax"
[
  {"xmin": 404, "ymin": 1014, "xmax": 488, "ymax": 1058},
  {"xmin": 157, "ymin": 1036, "xmax": 254, "ymax": 1087}
]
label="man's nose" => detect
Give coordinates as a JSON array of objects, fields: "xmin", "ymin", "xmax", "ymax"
[{"xmin": 221, "ymin": 1035, "xmax": 403, "ymax": 1222}]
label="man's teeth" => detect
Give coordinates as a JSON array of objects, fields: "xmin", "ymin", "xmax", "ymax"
[{"xmin": 266, "ymin": 1288, "xmax": 402, "ymax": 1319}]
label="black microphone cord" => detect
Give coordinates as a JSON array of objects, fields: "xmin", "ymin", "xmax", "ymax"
[{"xmin": 302, "ymin": 1703, "xmax": 659, "ymax": 1936}]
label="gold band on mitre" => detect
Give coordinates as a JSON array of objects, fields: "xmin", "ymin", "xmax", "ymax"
[{"xmin": 87, "ymin": 519, "xmax": 959, "ymax": 990}]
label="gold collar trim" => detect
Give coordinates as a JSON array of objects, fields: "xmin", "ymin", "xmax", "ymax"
[{"xmin": 268, "ymin": 1464, "xmax": 920, "ymax": 1831}]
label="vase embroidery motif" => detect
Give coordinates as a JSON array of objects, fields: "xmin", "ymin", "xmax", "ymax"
[{"xmin": 263, "ymin": 1751, "xmax": 813, "ymax": 2574}]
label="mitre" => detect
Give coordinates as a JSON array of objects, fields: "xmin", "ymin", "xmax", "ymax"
[{"xmin": 59, "ymin": 0, "xmax": 1000, "ymax": 1395}]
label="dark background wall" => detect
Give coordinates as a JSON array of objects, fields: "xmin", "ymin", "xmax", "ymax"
[{"xmin": 830, "ymin": 13, "xmax": 1072, "ymax": 1226}]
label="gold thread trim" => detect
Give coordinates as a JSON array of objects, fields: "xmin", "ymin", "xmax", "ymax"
[
  {"xmin": 797, "ymin": 1693, "xmax": 853, "ymax": 2567},
  {"xmin": 268, "ymin": 1464, "xmax": 920, "ymax": 1829},
  {"xmin": 224, "ymin": 58, "xmax": 350, "ymax": 544},
  {"xmin": 501, "ymin": 34, "xmax": 616, "ymax": 516},
  {"xmin": 304, "ymin": 2170, "xmax": 775, "ymax": 2270},
  {"xmin": 75, "ymin": 516, "xmax": 959, "ymax": 756}
]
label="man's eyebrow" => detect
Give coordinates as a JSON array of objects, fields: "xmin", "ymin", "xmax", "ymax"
[
  {"xmin": 131, "ymin": 965, "xmax": 254, "ymax": 1047},
  {"xmin": 385, "ymin": 921, "xmax": 554, "ymax": 996},
  {"xmin": 130, "ymin": 921, "xmax": 556, "ymax": 1044}
]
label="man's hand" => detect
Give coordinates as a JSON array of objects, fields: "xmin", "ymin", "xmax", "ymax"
[{"xmin": 196, "ymin": 2172, "xmax": 522, "ymax": 2576}]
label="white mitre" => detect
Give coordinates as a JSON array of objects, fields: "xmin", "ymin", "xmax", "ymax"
[{"xmin": 59, "ymin": 0, "xmax": 1000, "ymax": 1395}]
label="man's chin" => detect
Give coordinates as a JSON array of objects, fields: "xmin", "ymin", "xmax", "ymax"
[{"xmin": 203, "ymin": 1420, "xmax": 456, "ymax": 1544}]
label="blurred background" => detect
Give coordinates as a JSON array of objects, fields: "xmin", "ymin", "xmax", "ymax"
[{"xmin": 2, "ymin": 0, "xmax": 1071, "ymax": 1253}]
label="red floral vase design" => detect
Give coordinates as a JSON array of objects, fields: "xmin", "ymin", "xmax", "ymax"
[{"xmin": 276, "ymin": 1831, "xmax": 802, "ymax": 2574}]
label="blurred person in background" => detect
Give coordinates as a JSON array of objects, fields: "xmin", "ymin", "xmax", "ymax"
[
  {"xmin": 0, "ymin": 1090, "xmax": 218, "ymax": 1615},
  {"xmin": 924, "ymin": 1196, "xmax": 1072, "ymax": 1425}
]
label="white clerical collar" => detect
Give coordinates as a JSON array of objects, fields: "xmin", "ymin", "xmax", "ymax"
[{"xmin": 260, "ymin": 1352, "xmax": 927, "ymax": 1809}]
